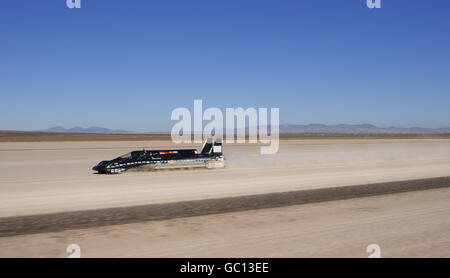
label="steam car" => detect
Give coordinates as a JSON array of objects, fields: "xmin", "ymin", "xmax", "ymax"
[{"xmin": 92, "ymin": 138, "xmax": 224, "ymax": 174}]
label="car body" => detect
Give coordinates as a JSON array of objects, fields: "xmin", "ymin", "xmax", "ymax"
[{"xmin": 92, "ymin": 138, "xmax": 225, "ymax": 174}]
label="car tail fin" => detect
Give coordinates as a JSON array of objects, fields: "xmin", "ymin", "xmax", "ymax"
[
  {"xmin": 213, "ymin": 138, "xmax": 222, "ymax": 153},
  {"xmin": 200, "ymin": 138, "xmax": 213, "ymax": 154}
]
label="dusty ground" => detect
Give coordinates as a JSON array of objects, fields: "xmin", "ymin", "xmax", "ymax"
[
  {"xmin": 0, "ymin": 139, "xmax": 449, "ymax": 217},
  {"xmin": 1, "ymin": 187, "xmax": 449, "ymax": 258},
  {"xmin": 0, "ymin": 138, "xmax": 449, "ymax": 257},
  {"xmin": 1, "ymin": 177, "xmax": 448, "ymax": 237}
]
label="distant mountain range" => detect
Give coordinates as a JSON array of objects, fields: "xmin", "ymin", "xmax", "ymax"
[
  {"xmin": 277, "ymin": 124, "xmax": 450, "ymax": 134},
  {"xmin": 41, "ymin": 126, "xmax": 133, "ymax": 134},
  {"xmin": 39, "ymin": 124, "xmax": 450, "ymax": 135}
]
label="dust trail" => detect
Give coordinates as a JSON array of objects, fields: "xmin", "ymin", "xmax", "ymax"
[{"xmin": 225, "ymin": 140, "xmax": 450, "ymax": 167}]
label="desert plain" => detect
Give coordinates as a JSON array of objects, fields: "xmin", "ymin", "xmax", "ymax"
[{"xmin": 0, "ymin": 134, "xmax": 449, "ymax": 257}]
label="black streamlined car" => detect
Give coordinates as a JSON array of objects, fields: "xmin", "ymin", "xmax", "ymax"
[{"xmin": 92, "ymin": 138, "xmax": 225, "ymax": 174}]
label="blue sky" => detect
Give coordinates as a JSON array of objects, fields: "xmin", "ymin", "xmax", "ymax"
[{"xmin": 1, "ymin": 0, "xmax": 449, "ymax": 132}]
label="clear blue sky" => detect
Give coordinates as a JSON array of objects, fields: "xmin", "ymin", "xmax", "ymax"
[{"xmin": 1, "ymin": 0, "xmax": 449, "ymax": 132}]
